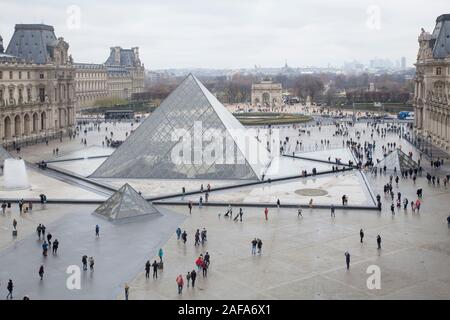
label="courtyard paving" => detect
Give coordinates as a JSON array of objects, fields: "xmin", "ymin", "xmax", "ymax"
[{"xmin": 0, "ymin": 118, "xmax": 448, "ymax": 299}]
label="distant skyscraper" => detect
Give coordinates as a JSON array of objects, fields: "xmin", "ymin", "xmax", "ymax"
[{"xmin": 401, "ymin": 56, "xmax": 406, "ymax": 69}]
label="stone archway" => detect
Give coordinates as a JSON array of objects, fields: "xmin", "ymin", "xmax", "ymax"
[
  {"xmin": 41, "ymin": 111, "xmax": 47, "ymax": 130},
  {"xmin": 262, "ymin": 92, "xmax": 270, "ymax": 106},
  {"xmin": 4, "ymin": 117, "xmax": 11, "ymax": 139},
  {"xmin": 14, "ymin": 115, "xmax": 21, "ymax": 137},
  {"xmin": 32, "ymin": 113, "xmax": 39, "ymax": 132},
  {"xmin": 24, "ymin": 114, "xmax": 31, "ymax": 135}
]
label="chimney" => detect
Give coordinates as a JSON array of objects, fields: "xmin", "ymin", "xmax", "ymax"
[
  {"xmin": 133, "ymin": 47, "xmax": 139, "ymax": 60},
  {"xmin": 110, "ymin": 46, "xmax": 121, "ymax": 65}
]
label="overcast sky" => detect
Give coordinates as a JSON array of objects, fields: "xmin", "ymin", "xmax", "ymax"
[{"xmin": 1, "ymin": 0, "xmax": 448, "ymax": 69}]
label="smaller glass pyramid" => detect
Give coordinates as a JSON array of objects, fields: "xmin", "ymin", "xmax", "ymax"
[
  {"xmin": 375, "ymin": 149, "xmax": 419, "ymax": 173},
  {"xmin": 93, "ymin": 183, "xmax": 160, "ymax": 221}
]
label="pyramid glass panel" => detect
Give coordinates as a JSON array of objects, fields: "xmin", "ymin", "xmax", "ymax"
[
  {"xmin": 93, "ymin": 183, "xmax": 160, "ymax": 221},
  {"xmin": 375, "ymin": 149, "xmax": 419, "ymax": 173},
  {"xmin": 91, "ymin": 74, "xmax": 270, "ymax": 180}
]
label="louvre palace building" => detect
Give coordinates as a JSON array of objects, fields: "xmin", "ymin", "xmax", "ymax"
[
  {"xmin": 0, "ymin": 24, "xmax": 146, "ymax": 147},
  {"xmin": 413, "ymin": 14, "xmax": 450, "ymax": 152},
  {"xmin": 0, "ymin": 24, "xmax": 76, "ymax": 147},
  {"xmin": 75, "ymin": 46, "xmax": 145, "ymax": 110}
]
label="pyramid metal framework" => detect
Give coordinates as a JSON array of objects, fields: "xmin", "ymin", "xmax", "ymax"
[
  {"xmin": 91, "ymin": 74, "xmax": 269, "ymax": 180},
  {"xmin": 93, "ymin": 183, "xmax": 160, "ymax": 221},
  {"xmin": 375, "ymin": 149, "xmax": 419, "ymax": 172}
]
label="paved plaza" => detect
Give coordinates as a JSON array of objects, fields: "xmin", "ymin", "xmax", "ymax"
[{"xmin": 0, "ymin": 116, "xmax": 449, "ymax": 300}]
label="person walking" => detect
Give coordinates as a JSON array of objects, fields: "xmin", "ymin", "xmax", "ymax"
[
  {"xmin": 297, "ymin": 207, "xmax": 303, "ymax": 218},
  {"xmin": 152, "ymin": 260, "xmax": 159, "ymax": 279},
  {"xmin": 38, "ymin": 265, "xmax": 44, "ymax": 280},
  {"xmin": 195, "ymin": 255, "xmax": 203, "ymax": 271},
  {"xmin": 13, "ymin": 219, "xmax": 17, "ymax": 230},
  {"xmin": 239, "ymin": 208, "xmax": 243, "ymax": 222},
  {"xmin": 276, "ymin": 199, "xmax": 280, "ymax": 208},
  {"xmin": 415, "ymin": 199, "xmax": 421, "ymax": 213},
  {"xmin": 82, "ymin": 255, "xmax": 88, "ymax": 271},
  {"xmin": 345, "ymin": 251, "xmax": 351, "ymax": 270},
  {"xmin": 37, "ymin": 224, "xmax": 42, "ymax": 240},
  {"xmin": 176, "ymin": 227, "xmax": 182, "ymax": 240},
  {"xmin": 158, "ymin": 248, "xmax": 164, "ymax": 263},
  {"xmin": 191, "ymin": 269, "xmax": 197, "ymax": 288},
  {"xmin": 95, "ymin": 224, "xmax": 100, "ymax": 237},
  {"xmin": 124, "ymin": 283, "xmax": 129, "ymax": 300},
  {"xmin": 360, "ymin": 229, "xmax": 364, "ymax": 243},
  {"xmin": 186, "ymin": 271, "xmax": 191, "ymax": 288},
  {"xmin": 257, "ymin": 239, "xmax": 263, "ymax": 254},
  {"xmin": 182, "ymin": 230, "xmax": 187, "ymax": 244},
  {"xmin": 194, "ymin": 229, "xmax": 200, "ymax": 246},
  {"xmin": 264, "ymin": 207, "xmax": 268, "ymax": 221},
  {"xmin": 176, "ymin": 274, "xmax": 184, "ymax": 294},
  {"xmin": 145, "ymin": 260, "xmax": 151, "ymax": 279},
  {"xmin": 331, "ymin": 205, "xmax": 335, "ymax": 217},
  {"xmin": 52, "ymin": 239, "xmax": 59, "ymax": 254},
  {"xmin": 251, "ymin": 238, "xmax": 257, "ymax": 255},
  {"xmin": 89, "ymin": 256, "xmax": 95, "ymax": 271},
  {"xmin": 377, "ymin": 235, "xmax": 382, "ymax": 250},
  {"xmin": 202, "ymin": 259, "xmax": 208, "ymax": 278},
  {"xmin": 42, "ymin": 241, "xmax": 49, "ymax": 257},
  {"xmin": 201, "ymin": 228, "xmax": 207, "ymax": 244},
  {"xmin": 41, "ymin": 225, "xmax": 46, "ymax": 238},
  {"xmin": 403, "ymin": 198, "xmax": 409, "ymax": 210},
  {"xmin": 390, "ymin": 203, "xmax": 395, "ymax": 215},
  {"xmin": 47, "ymin": 233, "xmax": 52, "ymax": 248},
  {"xmin": 204, "ymin": 252, "xmax": 210, "ymax": 267},
  {"xmin": 188, "ymin": 201, "xmax": 193, "ymax": 214},
  {"xmin": 6, "ymin": 279, "xmax": 13, "ymax": 300}
]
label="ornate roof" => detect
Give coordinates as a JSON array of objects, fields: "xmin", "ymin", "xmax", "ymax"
[
  {"xmin": 431, "ymin": 14, "xmax": 450, "ymax": 59},
  {"xmin": 5, "ymin": 24, "xmax": 60, "ymax": 64}
]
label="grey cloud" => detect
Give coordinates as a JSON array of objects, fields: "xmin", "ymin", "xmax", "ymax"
[{"xmin": 1, "ymin": 0, "xmax": 448, "ymax": 68}]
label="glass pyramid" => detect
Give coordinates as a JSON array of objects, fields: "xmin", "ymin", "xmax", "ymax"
[
  {"xmin": 93, "ymin": 183, "xmax": 160, "ymax": 221},
  {"xmin": 375, "ymin": 149, "xmax": 419, "ymax": 172},
  {"xmin": 91, "ymin": 74, "xmax": 269, "ymax": 180}
]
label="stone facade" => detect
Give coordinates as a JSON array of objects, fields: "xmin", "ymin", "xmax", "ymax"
[
  {"xmin": 0, "ymin": 24, "xmax": 75, "ymax": 146},
  {"xmin": 251, "ymin": 79, "xmax": 282, "ymax": 108},
  {"xmin": 413, "ymin": 14, "xmax": 450, "ymax": 152},
  {"xmin": 74, "ymin": 63, "xmax": 108, "ymax": 109},
  {"xmin": 74, "ymin": 46, "xmax": 145, "ymax": 110}
]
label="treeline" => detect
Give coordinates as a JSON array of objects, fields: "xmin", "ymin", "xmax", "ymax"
[
  {"xmin": 346, "ymin": 89, "xmax": 411, "ymax": 104},
  {"xmin": 141, "ymin": 71, "xmax": 415, "ymax": 106}
]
